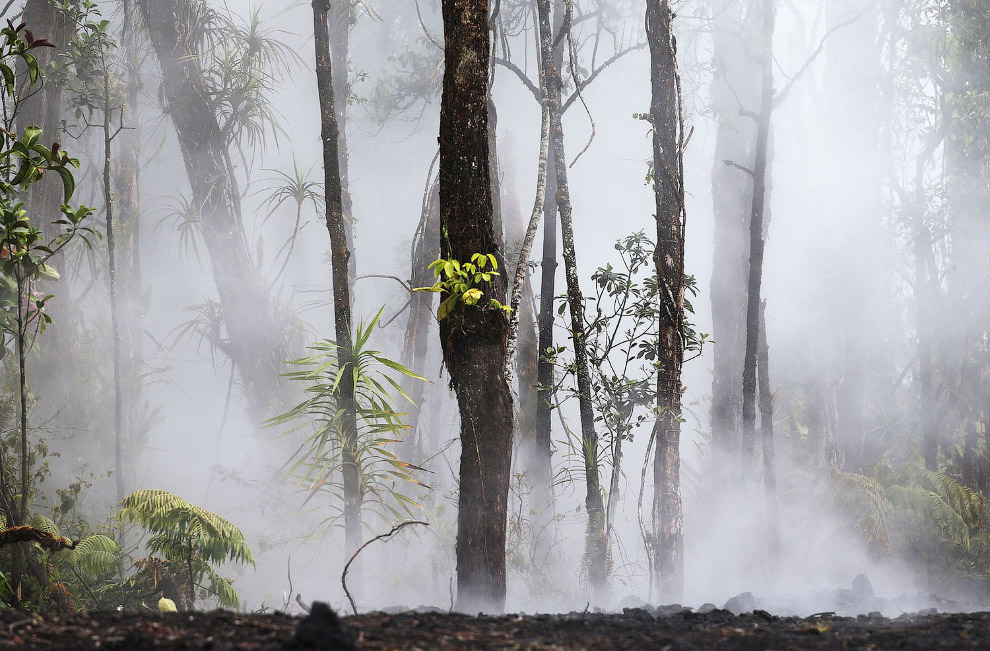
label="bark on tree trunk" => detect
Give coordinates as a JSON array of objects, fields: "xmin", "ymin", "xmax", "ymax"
[
  {"xmin": 400, "ymin": 182, "xmax": 440, "ymax": 461},
  {"xmin": 111, "ymin": 0, "xmax": 145, "ymax": 498},
  {"xmin": 313, "ymin": 0, "xmax": 361, "ymax": 559},
  {"xmin": 646, "ymin": 0, "xmax": 685, "ymax": 604},
  {"xmin": 546, "ymin": 17, "xmax": 608, "ymax": 598},
  {"xmin": 533, "ymin": 0, "xmax": 566, "ymax": 504},
  {"xmin": 709, "ymin": 0, "xmax": 759, "ymax": 463},
  {"xmin": 138, "ymin": 0, "xmax": 285, "ymax": 425},
  {"xmin": 507, "ymin": 0, "xmax": 553, "ymax": 508},
  {"xmin": 741, "ymin": 0, "xmax": 776, "ymax": 478},
  {"xmin": 439, "ymin": 0, "xmax": 514, "ymax": 613},
  {"xmin": 21, "ymin": 0, "xmax": 75, "ymax": 239},
  {"xmin": 328, "ymin": 2, "xmax": 356, "ymax": 288},
  {"xmin": 758, "ymin": 299, "xmax": 778, "ymax": 554}
]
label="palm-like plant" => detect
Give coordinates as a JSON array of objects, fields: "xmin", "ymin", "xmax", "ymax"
[
  {"xmin": 115, "ymin": 489, "xmax": 254, "ymax": 610},
  {"xmin": 270, "ymin": 307, "xmax": 427, "ymax": 536},
  {"xmin": 257, "ymin": 157, "xmax": 325, "ymax": 288}
]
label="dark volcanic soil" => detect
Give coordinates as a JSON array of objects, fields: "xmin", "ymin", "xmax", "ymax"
[{"xmin": 3, "ymin": 604, "xmax": 990, "ymax": 649}]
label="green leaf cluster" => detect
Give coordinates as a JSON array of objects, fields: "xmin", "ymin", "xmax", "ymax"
[
  {"xmin": 271, "ymin": 307, "xmax": 428, "ymax": 530},
  {"xmin": 416, "ymin": 253, "xmax": 510, "ymax": 320},
  {"xmin": 114, "ymin": 489, "xmax": 253, "ymax": 609}
]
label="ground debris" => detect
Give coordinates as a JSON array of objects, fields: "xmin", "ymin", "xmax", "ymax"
[{"xmin": 2, "ymin": 607, "xmax": 990, "ymax": 649}]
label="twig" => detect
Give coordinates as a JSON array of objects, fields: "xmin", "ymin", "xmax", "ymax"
[
  {"xmin": 772, "ymin": 10, "xmax": 867, "ymax": 110},
  {"xmin": 493, "ymin": 56, "xmax": 543, "ymax": 101},
  {"xmin": 722, "ymin": 159, "xmax": 754, "ymax": 176},
  {"xmin": 341, "ymin": 520, "xmax": 429, "ymax": 615},
  {"xmin": 355, "ymin": 274, "xmax": 412, "ymax": 292},
  {"xmin": 561, "ymin": 42, "xmax": 647, "ymax": 114},
  {"xmin": 283, "ymin": 557, "xmax": 293, "ymax": 613},
  {"xmin": 295, "ymin": 593, "xmax": 311, "ymax": 614}
]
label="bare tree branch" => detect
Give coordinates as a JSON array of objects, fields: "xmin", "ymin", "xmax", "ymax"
[
  {"xmin": 772, "ymin": 11, "xmax": 865, "ymax": 110},
  {"xmin": 341, "ymin": 521, "xmax": 429, "ymax": 615},
  {"xmin": 561, "ymin": 42, "xmax": 647, "ymax": 114},
  {"xmin": 493, "ymin": 56, "xmax": 543, "ymax": 101}
]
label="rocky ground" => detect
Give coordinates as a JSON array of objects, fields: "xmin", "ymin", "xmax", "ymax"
[{"xmin": 3, "ymin": 602, "xmax": 990, "ymax": 649}]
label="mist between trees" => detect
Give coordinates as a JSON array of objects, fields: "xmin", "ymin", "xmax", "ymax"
[{"xmin": 0, "ymin": 0, "xmax": 985, "ymax": 617}]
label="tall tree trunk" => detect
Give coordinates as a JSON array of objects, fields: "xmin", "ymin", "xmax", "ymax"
[
  {"xmin": 646, "ymin": 0, "xmax": 686, "ymax": 604},
  {"xmin": 546, "ymin": 14, "xmax": 608, "ymax": 600},
  {"xmin": 825, "ymin": 0, "xmax": 881, "ymax": 473},
  {"xmin": 100, "ymin": 58, "xmax": 125, "ymax": 504},
  {"xmin": 400, "ymin": 182, "xmax": 440, "ymax": 461},
  {"xmin": 709, "ymin": 0, "xmax": 759, "ymax": 462},
  {"xmin": 507, "ymin": 0, "xmax": 553, "ymax": 507},
  {"xmin": 139, "ymin": 0, "xmax": 285, "ymax": 425},
  {"xmin": 112, "ymin": 0, "xmax": 145, "ymax": 498},
  {"xmin": 945, "ymin": 0, "xmax": 990, "ymax": 477},
  {"xmin": 741, "ymin": 0, "xmax": 776, "ymax": 476},
  {"xmin": 439, "ymin": 0, "xmax": 514, "ymax": 613},
  {"xmin": 313, "ymin": 0, "xmax": 361, "ymax": 559},
  {"xmin": 21, "ymin": 0, "xmax": 75, "ymax": 239},
  {"xmin": 328, "ymin": 2, "xmax": 356, "ymax": 287},
  {"xmin": 533, "ymin": 0, "xmax": 565, "ymax": 505},
  {"xmin": 914, "ymin": 188, "xmax": 937, "ymax": 472},
  {"xmin": 758, "ymin": 299, "xmax": 777, "ymax": 552}
]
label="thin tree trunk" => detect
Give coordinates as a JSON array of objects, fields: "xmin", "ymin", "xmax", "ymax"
[
  {"xmin": 914, "ymin": 197, "xmax": 937, "ymax": 472},
  {"xmin": 549, "ymin": 44, "xmax": 608, "ymax": 605},
  {"xmin": 113, "ymin": 0, "xmax": 144, "ymax": 496},
  {"xmin": 101, "ymin": 58, "xmax": 125, "ymax": 504},
  {"xmin": 504, "ymin": 0, "xmax": 551, "ymax": 370},
  {"xmin": 313, "ymin": 0, "xmax": 361, "ymax": 558},
  {"xmin": 646, "ymin": 0, "xmax": 685, "ymax": 603},
  {"xmin": 400, "ymin": 182, "xmax": 440, "ymax": 461},
  {"xmin": 439, "ymin": 0, "xmax": 514, "ymax": 613},
  {"xmin": 709, "ymin": 0, "xmax": 758, "ymax": 461},
  {"xmin": 741, "ymin": 0, "xmax": 776, "ymax": 477},
  {"xmin": 139, "ymin": 0, "xmax": 286, "ymax": 425},
  {"xmin": 509, "ymin": 0, "xmax": 554, "ymax": 508},
  {"xmin": 328, "ymin": 2, "xmax": 356, "ymax": 288},
  {"xmin": 758, "ymin": 299, "xmax": 778, "ymax": 553},
  {"xmin": 22, "ymin": 0, "xmax": 75, "ymax": 239},
  {"xmin": 533, "ymin": 0, "xmax": 565, "ymax": 505},
  {"xmin": 825, "ymin": 0, "xmax": 880, "ymax": 473}
]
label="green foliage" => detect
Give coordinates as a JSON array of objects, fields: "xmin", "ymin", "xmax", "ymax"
[
  {"xmin": 0, "ymin": 17, "xmax": 94, "ymax": 542},
  {"xmin": 545, "ymin": 232, "xmax": 707, "ymax": 483},
  {"xmin": 415, "ymin": 253, "xmax": 510, "ymax": 320},
  {"xmin": 834, "ymin": 461, "xmax": 989, "ymax": 576},
  {"xmin": 49, "ymin": 1, "xmax": 116, "ymax": 124},
  {"xmin": 115, "ymin": 489, "xmax": 253, "ymax": 609},
  {"xmin": 183, "ymin": 3, "xmax": 300, "ymax": 152},
  {"xmin": 271, "ymin": 307, "xmax": 427, "ymax": 530}
]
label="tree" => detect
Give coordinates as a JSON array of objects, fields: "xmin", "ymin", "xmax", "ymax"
[
  {"xmin": 312, "ymin": 0, "xmax": 360, "ymax": 559},
  {"xmin": 708, "ymin": 0, "xmax": 760, "ymax": 462},
  {"xmin": 646, "ymin": 0, "xmax": 686, "ymax": 603},
  {"xmin": 438, "ymin": 0, "xmax": 514, "ymax": 613},
  {"xmin": 0, "ymin": 19, "xmax": 94, "ymax": 600},
  {"xmin": 740, "ymin": 0, "xmax": 776, "ymax": 473},
  {"xmin": 138, "ymin": 0, "xmax": 286, "ymax": 425}
]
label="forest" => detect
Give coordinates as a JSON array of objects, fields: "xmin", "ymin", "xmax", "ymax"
[{"xmin": 0, "ymin": 0, "xmax": 984, "ymax": 629}]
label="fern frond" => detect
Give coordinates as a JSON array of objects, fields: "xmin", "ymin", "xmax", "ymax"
[{"xmin": 65, "ymin": 535, "xmax": 120, "ymax": 576}]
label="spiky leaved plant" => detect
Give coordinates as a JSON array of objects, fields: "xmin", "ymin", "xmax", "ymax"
[{"xmin": 270, "ymin": 306, "xmax": 426, "ymax": 543}]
